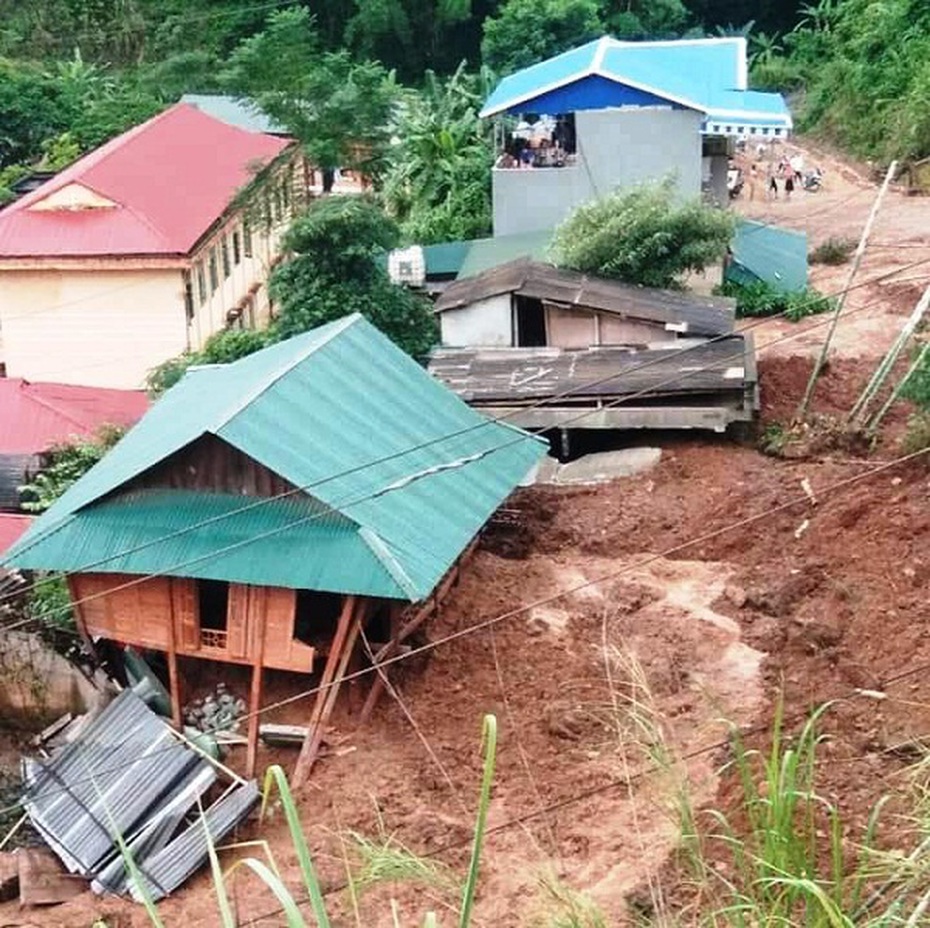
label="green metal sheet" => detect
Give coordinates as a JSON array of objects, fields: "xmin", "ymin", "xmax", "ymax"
[
  {"xmin": 4, "ymin": 315, "xmax": 546, "ymax": 601},
  {"xmin": 457, "ymin": 230, "xmax": 553, "ymax": 279},
  {"xmin": 422, "ymin": 240, "xmax": 471, "ymax": 278},
  {"xmin": 727, "ymin": 219, "xmax": 808, "ymax": 293}
]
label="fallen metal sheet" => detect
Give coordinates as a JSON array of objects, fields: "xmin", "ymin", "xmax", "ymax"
[
  {"xmin": 21, "ymin": 690, "xmax": 257, "ymax": 902},
  {"xmin": 22, "ymin": 690, "xmax": 209, "ymax": 877},
  {"xmin": 125, "ymin": 781, "xmax": 260, "ymax": 902}
]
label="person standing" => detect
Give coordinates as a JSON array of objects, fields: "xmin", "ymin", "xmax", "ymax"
[
  {"xmin": 769, "ymin": 173, "xmax": 778, "ymax": 199},
  {"xmin": 785, "ymin": 172, "xmax": 795, "ymax": 200}
]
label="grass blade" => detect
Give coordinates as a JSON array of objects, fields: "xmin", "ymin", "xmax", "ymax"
[
  {"xmin": 262, "ymin": 764, "xmax": 331, "ymax": 928},
  {"xmin": 459, "ymin": 713, "xmax": 497, "ymax": 928},
  {"xmin": 202, "ymin": 808, "xmax": 237, "ymax": 928},
  {"xmin": 230, "ymin": 857, "xmax": 308, "ymax": 928}
]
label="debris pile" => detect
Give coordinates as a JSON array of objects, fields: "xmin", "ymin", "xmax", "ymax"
[{"xmin": 21, "ymin": 690, "xmax": 258, "ymax": 902}]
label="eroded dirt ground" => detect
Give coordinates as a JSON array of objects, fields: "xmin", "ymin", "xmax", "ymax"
[{"xmin": 9, "ymin": 145, "xmax": 930, "ymax": 926}]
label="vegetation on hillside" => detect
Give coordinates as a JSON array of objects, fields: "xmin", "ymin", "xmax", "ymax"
[{"xmin": 752, "ymin": 0, "xmax": 930, "ymax": 162}]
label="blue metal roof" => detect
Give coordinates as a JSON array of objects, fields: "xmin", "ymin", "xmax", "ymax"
[{"xmin": 480, "ymin": 37, "xmax": 791, "ymax": 137}]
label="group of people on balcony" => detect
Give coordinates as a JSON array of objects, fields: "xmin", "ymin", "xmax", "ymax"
[{"xmin": 496, "ymin": 115, "xmax": 577, "ymax": 170}]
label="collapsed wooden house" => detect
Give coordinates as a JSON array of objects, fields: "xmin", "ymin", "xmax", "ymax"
[
  {"xmin": 429, "ymin": 259, "xmax": 758, "ymax": 437},
  {"xmin": 3, "ymin": 314, "xmax": 546, "ymax": 780}
]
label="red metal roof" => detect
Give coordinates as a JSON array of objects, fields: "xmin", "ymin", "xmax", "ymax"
[
  {"xmin": 0, "ymin": 514, "xmax": 32, "ymax": 554},
  {"xmin": 0, "ymin": 379, "xmax": 149, "ymax": 454},
  {"xmin": 0, "ymin": 103, "xmax": 291, "ymax": 258}
]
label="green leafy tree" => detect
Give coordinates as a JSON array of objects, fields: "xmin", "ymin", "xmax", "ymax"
[
  {"xmin": 146, "ymin": 327, "xmax": 272, "ymax": 396},
  {"xmin": 271, "ymin": 196, "xmax": 438, "ymax": 358},
  {"xmin": 383, "ymin": 64, "xmax": 493, "ymax": 243},
  {"xmin": 551, "ymin": 179, "xmax": 736, "ymax": 289},
  {"xmin": 0, "ymin": 60, "xmax": 70, "ymax": 168},
  {"xmin": 223, "ymin": 7, "xmax": 397, "ymax": 191},
  {"xmin": 347, "ymin": 0, "xmax": 474, "ymax": 81},
  {"xmin": 603, "ymin": 0, "xmax": 689, "ymax": 38},
  {"xmin": 20, "ymin": 425, "xmax": 125, "ymax": 513},
  {"xmin": 481, "ymin": 0, "xmax": 603, "ymax": 74}
]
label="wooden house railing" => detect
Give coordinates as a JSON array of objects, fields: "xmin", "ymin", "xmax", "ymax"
[{"xmin": 200, "ymin": 628, "xmax": 228, "ymax": 649}]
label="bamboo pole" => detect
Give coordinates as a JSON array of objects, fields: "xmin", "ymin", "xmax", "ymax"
[
  {"xmin": 798, "ymin": 160, "xmax": 898, "ymax": 419},
  {"xmin": 867, "ymin": 342, "xmax": 930, "ymax": 434},
  {"xmin": 849, "ymin": 284, "xmax": 930, "ymax": 424},
  {"xmin": 293, "ymin": 595, "xmax": 357, "ymax": 785},
  {"xmin": 294, "ymin": 602, "xmax": 364, "ymax": 784},
  {"xmin": 245, "ymin": 597, "xmax": 267, "ymax": 780}
]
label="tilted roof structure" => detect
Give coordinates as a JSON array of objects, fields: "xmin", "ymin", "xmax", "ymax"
[
  {"xmin": 480, "ymin": 36, "xmax": 792, "ymax": 137},
  {"xmin": 435, "ymin": 258, "xmax": 736, "ymax": 337},
  {"xmin": 0, "ymin": 103, "xmax": 291, "ymax": 259},
  {"xmin": 3, "ymin": 315, "xmax": 545, "ymax": 601}
]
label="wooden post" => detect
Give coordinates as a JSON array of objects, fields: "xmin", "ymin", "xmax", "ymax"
[
  {"xmin": 293, "ymin": 596, "xmax": 357, "ymax": 785},
  {"xmin": 246, "ymin": 598, "xmax": 267, "ymax": 779},
  {"xmin": 167, "ymin": 651, "xmax": 182, "ymax": 731},
  {"xmin": 798, "ymin": 160, "xmax": 898, "ymax": 419}
]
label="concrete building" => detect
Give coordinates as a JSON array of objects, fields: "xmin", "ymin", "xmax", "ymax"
[
  {"xmin": 480, "ymin": 37, "xmax": 792, "ymax": 236},
  {"xmin": 0, "ymin": 104, "xmax": 302, "ymax": 389}
]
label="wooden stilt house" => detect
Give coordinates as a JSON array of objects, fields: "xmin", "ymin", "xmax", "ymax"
[{"xmin": 3, "ymin": 314, "xmax": 546, "ymax": 779}]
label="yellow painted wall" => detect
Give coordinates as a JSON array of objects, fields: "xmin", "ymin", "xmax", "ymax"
[
  {"xmin": 0, "ymin": 267, "xmax": 187, "ymax": 388},
  {"xmin": 0, "ymin": 163, "xmax": 298, "ymax": 388}
]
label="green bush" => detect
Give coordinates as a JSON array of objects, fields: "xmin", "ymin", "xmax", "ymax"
[
  {"xmin": 809, "ymin": 236, "xmax": 856, "ymax": 266},
  {"xmin": 898, "ymin": 342, "xmax": 930, "ymax": 410},
  {"xmin": 20, "ymin": 425, "xmax": 125, "ymax": 513},
  {"xmin": 551, "ymin": 179, "xmax": 736, "ymax": 290},
  {"xmin": 719, "ymin": 279, "xmax": 836, "ymax": 321},
  {"xmin": 902, "ymin": 411, "xmax": 930, "ymax": 453}
]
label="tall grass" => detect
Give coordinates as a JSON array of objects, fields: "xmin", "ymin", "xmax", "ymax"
[
  {"xmin": 118, "ymin": 713, "xmax": 499, "ymax": 926},
  {"xmin": 683, "ymin": 700, "xmax": 930, "ymax": 927}
]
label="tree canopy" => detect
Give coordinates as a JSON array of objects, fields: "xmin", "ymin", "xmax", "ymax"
[
  {"xmin": 222, "ymin": 8, "xmax": 397, "ymax": 188},
  {"xmin": 271, "ymin": 196, "xmax": 438, "ymax": 358},
  {"xmin": 551, "ymin": 179, "xmax": 736, "ymax": 289},
  {"xmin": 382, "ymin": 64, "xmax": 493, "ymax": 243}
]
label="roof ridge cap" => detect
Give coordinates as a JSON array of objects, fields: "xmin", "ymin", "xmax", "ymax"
[
  {"xmin": 209, "ymin": 314, "xmax": 362, "ymax": 431},
  {"xmin": 359, "ymin": 526, "xmax": 420, "ymax": 600},
  {"xmin": 23, "ymin": 384, "xmax": 96, "ymax": 433}
]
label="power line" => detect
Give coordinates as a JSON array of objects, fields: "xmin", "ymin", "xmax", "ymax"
[
  {"xmin": 241, "ymin": 664, "xmax": 930, "ymax": 925},
  {"xmin": 7, "ymin": 249, "xmax": 929, "ymax": 618},
  {"xmin": 0, "ymin": 287, "xmax": 895, "ymax": 636},
  {"xmin": 5, "ymin": 443, "xmax": 928, "ymax": 826}
]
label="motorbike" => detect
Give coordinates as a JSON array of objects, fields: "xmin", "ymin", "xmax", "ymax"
[{"xmin": 802, "ymin": 171, "xmax": 823, "ymax": 192}]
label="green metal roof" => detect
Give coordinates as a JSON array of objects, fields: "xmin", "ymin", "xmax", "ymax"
[
  {"xmin": 727, "ymin": 219, "xmax": 808, "ymax": 293},
  {"xmin": 456, "ymin": 230, "xmax": 553, "ymax": 279},
  {"xmin": 4, "ymin": 315, "xmax": 546, "ymax": 601},
  {"xmin": 422, "ymin": 240, "xmax": 471, "ymax": 278}
]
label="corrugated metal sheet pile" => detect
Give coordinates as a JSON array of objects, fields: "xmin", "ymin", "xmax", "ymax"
[{"xmin": 21, "ymin": 690, "xmax": 258, "ymax": 901}]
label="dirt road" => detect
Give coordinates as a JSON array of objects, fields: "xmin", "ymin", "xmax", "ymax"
[{"xmin": 735, "ymin": 140, "xmax": 930, "ymax": 360}]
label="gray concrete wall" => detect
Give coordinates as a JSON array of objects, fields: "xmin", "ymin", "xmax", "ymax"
[{"xmin": 493, "ymin": 107, "xmax": 705, "ymax": 237}]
